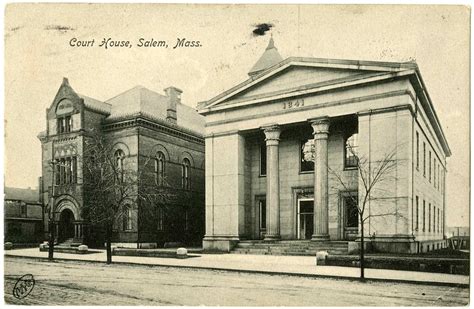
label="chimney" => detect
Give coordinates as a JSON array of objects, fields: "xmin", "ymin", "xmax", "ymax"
[
  {"xmin": 164, "ymin": 86, "xmax": 182, "ymax": 124},
  {"xmin": 38, "ymin": 177, "xmax": 43, "ymax": 204}
]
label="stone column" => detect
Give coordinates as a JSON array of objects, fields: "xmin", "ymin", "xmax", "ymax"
[
  {"xmin": 310, "ymin": 117, "xmax": 330, "ymax": 241},
  {"xmin": 262, "ymin": 125, "xmax": 281, "ymax": 241}
]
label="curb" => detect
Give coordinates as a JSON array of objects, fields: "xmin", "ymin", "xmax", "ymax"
[{"xmin": 5, "ymin": 254, "xmax": 469, "ymax": 288}]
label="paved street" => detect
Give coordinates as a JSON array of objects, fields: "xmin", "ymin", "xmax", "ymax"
[{"xmin": 4, "ymin": 256, "xmax": 469, "ymax": 306}]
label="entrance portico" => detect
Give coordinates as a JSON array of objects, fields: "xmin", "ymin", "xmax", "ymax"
[
  {"xmin": 199, "ymin": 38, "xmax": 450, "ymax": 253},
  {"xmin": 55, "ymin": 199, "xmax": 85, "ymax": 243}
]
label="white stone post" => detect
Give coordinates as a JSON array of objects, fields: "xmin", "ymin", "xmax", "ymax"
[
  {"xmin": 262, "ymin": 124, "xmax": 281, "ymax": 241},
  {"xmin": 310, "ymin": 117, "xmax": 330, "ymax": 241}
]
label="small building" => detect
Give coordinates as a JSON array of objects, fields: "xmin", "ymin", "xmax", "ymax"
[
  {"xmin": 4, "ymin": 186, "xmax": 44, "ymax": 244},
  {"xmin": 198, "ymin": 38, "xmax": 450, "ymax": 254},
  {"xmin": 38, "ymin": 79, "xmax": 205, "ymax": 248}
]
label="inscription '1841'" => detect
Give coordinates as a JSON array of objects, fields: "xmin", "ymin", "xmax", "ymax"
[{"xmin": 282, "ymin": 99, "xmax": 304, "ymax": 110}]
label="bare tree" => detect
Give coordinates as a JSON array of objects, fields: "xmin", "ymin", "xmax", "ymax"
[
  {"xmin": 82, "ymin": 130, "xmax": 199, "ymax": 263},
  {"xmin": 82, "ymin": 130, "xmax": 144, "ymax": 264},
  {"xmin": 328, "ymin": 145, "xmax": 402, "ymax": 280}
]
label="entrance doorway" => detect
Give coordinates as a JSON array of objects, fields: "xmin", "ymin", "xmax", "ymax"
[
  {"xmin": 342, "ymin": 194, "xmax": 359, "ymax": 240},
  {"xmin": 297, "ymin": 199, "xmax": 314, "ymax": 240},
  {"xmin": 58, "ymin": 209, "xmax": 75, "ymax": 242}
]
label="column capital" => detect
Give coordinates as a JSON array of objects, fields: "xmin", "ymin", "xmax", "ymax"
[
  {"xmin": 308, "ymin": 117, "xmax": 330, "ymax": 136},
  {"xmin": 261, "ymin": 124, "xmax": 281, "ymax": 143}
]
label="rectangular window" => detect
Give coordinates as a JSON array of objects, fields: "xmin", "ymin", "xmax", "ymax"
[
  {"xmin": 433, "ymin": 206, "xmax": 436, "ymax": 233},
  {"xmin": 185, "ymin": 210, "xmax": 189, "ymax": 231},
  {"xmin": 57, "ymin": 117, "xmax": 72, "ymax": 134},
  {"xmin": 345, "ymin": 196, "xmax": 359, "ymax": 228},
  {"xmin": 123, "ymin": 207, "xmax": 132, "ymax": 231},
  {"xmin": 433, "ymin": 159, "xmax": 436, "ymax": 187},
  {"xmin": 65, "ymin": 116, "xmax": 70, "ymax": 132},
  {"xmin": 428, "ymin": 151, "xmax": 431, "ymax": 182},
  {"xmin": 259, "ymin": 199, "xmax": 266, "ymax": 230},
  {"xmin": 60, "ymin": 158, "xmax": 66, "ymax": 184},
  {"xmin": 157, "ymin": 208, "xmax": 164, "ymax": 231},
  {"xmin": 301, "ymin": 139, "xmax": 315, "ymax": 172},
  {"xmin": 344, "ymin": 133, "xmax": 359, "ymax": 168},
  {"xmin": 423, "ymin": 200, "xmax": 426, "ymax": 232},
  {"xmin": 72, "ymin": 157, "xmax": 77, "ymax": 183},
  {"xmin": 57, "ymin": 118, "xmax": 64, "ymax": 134},
  {"xmin": 65, "ymin": 158, "xmax": 71, "ymax": 184},
  {"xmin": 260, "ymin": 143, "xmax": 267, "ymax": 176},
  {"xmin": 416, "ymin": 132, "xmax": 419, "ymax": 170},
  {"xmin": 428, "ymin": 203, "xmax": 431, "ymax": 232},
  {"xmin": 441, "ymin": 169, "xmax": 446, "ymax": 195},
  {"xmin": 415, "ymin": 196, "xmax": 419, "ymax": 231},
  {"xmin": 438, "ymin": 163, "xmax": 441, "ymax": 190},
  {"xmin": 423, "ymin": 142, "xmax": 426, "ymax": 177},
  {"xmin": 20, "ymin": 203, "xmax": 27, "ymax": 217},
  {"xmin": 437, "ymin": 208, "xmax": 440, "ymax": 233},
  {"xmin": 55, "ymin": 160, "xmax": 60, "ymax": 185},
  {"xmin": 67, "ymin": 116, "xmax": 72, "ymax": 132}
]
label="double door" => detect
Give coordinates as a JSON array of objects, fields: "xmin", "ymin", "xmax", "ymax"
[{"xmin": 297, "ymin": 199, "xmax": 314, "ymax": 240}]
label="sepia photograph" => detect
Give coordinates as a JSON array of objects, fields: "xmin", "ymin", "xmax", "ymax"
[{"xmin": 3, "ymin": 2, "xmax": 470, "ymax": 306}]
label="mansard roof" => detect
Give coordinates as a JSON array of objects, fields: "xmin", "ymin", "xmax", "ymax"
[
  {"xmin": 78, "ymin": 93, "xmax": 111, "ymax": 114},
  {"xmin": 49, "ymin": 79, "xmax": 204, "ymax": 136},
  {"xmin": 105, "ymin": 86, "xmax": 204, "ymax": 134}
]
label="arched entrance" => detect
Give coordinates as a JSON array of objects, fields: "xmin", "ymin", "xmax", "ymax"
[{"xmin": 58, "ymin": 209, "xmax": 75, "ymax": 242}]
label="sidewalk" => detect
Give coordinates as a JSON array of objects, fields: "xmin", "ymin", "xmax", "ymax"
[{"xmin": 5, "ymin": 248, "xmax": 469, "ymax": 287}]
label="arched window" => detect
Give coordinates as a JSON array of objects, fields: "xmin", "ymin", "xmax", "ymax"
[
  {"xmin": 345, "ymin": 133, "xmax": 359, "ymax": 168},
  {"xmin": 122, "ymin": 205, "xmax": 132, "ymax": 231},
  {"xmin": 182, "ymin": 158, "xmax": 191, "ymax": 190},
  {"xmin": 154, "ymin": 152, "xmax": 165, "ymax": 186},
  {"xmin": 301, "ymin": 138, "xmax": 315, "ymax": 172},
  {"xmin": 114, "ymin": 150, "xmax": 125, "ymax": 182}
]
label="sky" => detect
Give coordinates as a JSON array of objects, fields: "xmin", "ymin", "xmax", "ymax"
[{"xmin": 4, "ymin": 4, "xmax": 470, "ymax": 227}]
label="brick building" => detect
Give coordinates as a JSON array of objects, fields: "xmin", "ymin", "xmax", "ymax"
[
  {"xmin": 38, "ymin": 78, "xmax": 205, "ymax": 247},
  {"xmin": 198, "ymin": 39, "xmax": 450, "ymax": 254},
  {"xmin": 4, "ymin": 186, "xmax": 44, "ymax": 244}
]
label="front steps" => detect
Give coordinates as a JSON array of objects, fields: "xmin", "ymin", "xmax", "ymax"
[
  {"xmin": 59, "ymin": 238, "xmax": 82, "ymax": 247},
  {"xmin": 39, "ymin": 238, "xmax": 87, "ymax": 254},
  {"xmin": 231, "ymin": 240, "xmax": 349, "ymax": 256}
]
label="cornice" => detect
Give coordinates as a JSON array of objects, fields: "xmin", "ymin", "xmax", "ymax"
[{"xmin": 102, "ymin": 113, "xmax": 204, "ymax": 145}]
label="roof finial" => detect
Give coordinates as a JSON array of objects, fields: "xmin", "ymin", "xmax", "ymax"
[
  {"xmin": 62, "ymin": 77, "xmax": 69, "ymax": 86},
  {"xmin": 266, "ymin": 36, "xmax": 275, "ymax": 50}
]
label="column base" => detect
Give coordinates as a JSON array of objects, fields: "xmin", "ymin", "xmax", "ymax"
[
  {"xmin": 311, "ymin": 234, "xmax": 330, "ymax": 241},
  {"xmin": 263, "ymin": 234, "xmax": 281, "ymax": 242},
  {"xmin": 202, "ymin": 236, "xmax": 239, "ymax": 253}
]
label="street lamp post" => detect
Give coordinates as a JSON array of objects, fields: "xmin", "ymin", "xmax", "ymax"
[{"xmin": 48, "ymin": 160, "xmax": 56, "ymax": 261}]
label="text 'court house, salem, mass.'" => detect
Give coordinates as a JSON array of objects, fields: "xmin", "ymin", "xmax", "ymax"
[{"xmin": 198, "ymin": 38, "xmax": 450, "ymax": 254}]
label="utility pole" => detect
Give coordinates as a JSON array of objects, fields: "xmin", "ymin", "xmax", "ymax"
[{"xmin": 48, "ymin": 160, "xmax": 56, "ymax": 261}]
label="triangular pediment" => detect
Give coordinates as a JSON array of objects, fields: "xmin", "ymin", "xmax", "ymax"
[
  {"xmin": 233, "ymin": 66, "xmax": 373, "ymax": 101},
  {"xmin": 199, "ymin": 58, "xmax": 416, "ymax": 110}
]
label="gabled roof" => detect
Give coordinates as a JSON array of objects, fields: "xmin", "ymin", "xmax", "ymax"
[
  {"xmin": 198, "ymin": 42, "xmax": 450, "ymax": 157},
  {"xmin": 248, "ymin": 37, "xmax": 283, "ymax": 76},
  {"xmin": 4, "ymin": 187, "xmax": 40, "ymax": 204},
  {"xmin": 199, "ymin": 56, "xmax": 417, "ymax": 110}
]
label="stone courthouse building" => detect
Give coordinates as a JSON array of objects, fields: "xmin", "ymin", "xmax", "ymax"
[
  {"xmin": 198, "ymin": 39, "xmax": 450, "ymax": 254},
  {"xmin": 38, "ymin": 78, "xmax": 205, "ymax": 247}
]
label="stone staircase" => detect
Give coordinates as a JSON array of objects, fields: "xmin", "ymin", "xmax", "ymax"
[
  {"xmin": 231, "ymin": 240, "xmax": 349, "ymax": 256},
  {"xmin": 59, "ymin": 238, "xmax": 82, "ymax": 247},
  {"xmin": 39, "ymin": 238, "xmax": 86, "ymax": 254}
]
